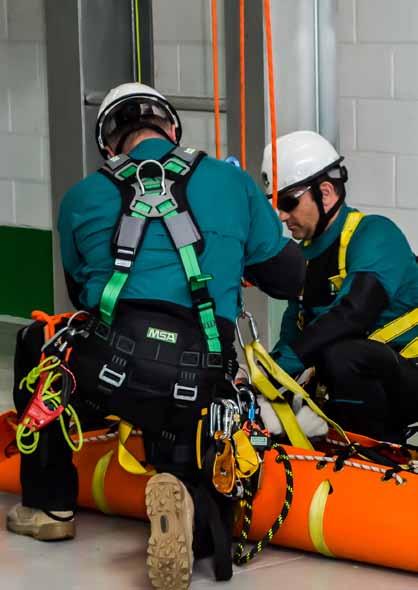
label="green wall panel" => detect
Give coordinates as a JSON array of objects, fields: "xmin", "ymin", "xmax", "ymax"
[{"xmin": 0, "ymin": 226, "xmax": 54, "ymax": 318}]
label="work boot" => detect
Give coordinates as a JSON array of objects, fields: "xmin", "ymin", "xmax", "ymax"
[
  {"xmin": 6, "ymin": 503, "xmax": 75, "ymax": 541},
  {"xmin": 145, "ymin": 473, "xmax": 194, "ymax": 590}
]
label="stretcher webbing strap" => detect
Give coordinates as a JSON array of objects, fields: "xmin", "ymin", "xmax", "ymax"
[
  {"xmin": 92, "ymin": 449, "xmax": 114, "ymax": 514},
  {"xmin": 263, "ymin": 0, "xmax": 278, "ymax": 209},
  {"xmin": 244, "ymin": 340, "xmax": 349, "ymax": 446},
  {"xmin": 244, "ymin": 343, "xmax": 312, "ymax": 449},
  {"xmin": 308, "ymin": 480, "xmax": 335, "ymax": 557},
  {"xmin": 117, "ymin": 420, "xmax": 150, "ymax": 475},
  {"xmin": 210, "ymin": 0, "xmax": 221, "ymax": 159},
  {"xmin": 92, "ymin": 422, "xmax": 154, "ymax": 515},
  {"xmin": 234, "ymin": 445, "xmax": 293, "ymax": 565}
]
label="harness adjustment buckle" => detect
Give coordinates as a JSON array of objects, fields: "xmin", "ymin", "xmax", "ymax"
[
  {"xmin": 98, "ymin": 365, "xmax": 126, "ymax": 388},
  {"xmin": 173, "ymin": 383, "xmax": 198, "ymax": 402}
]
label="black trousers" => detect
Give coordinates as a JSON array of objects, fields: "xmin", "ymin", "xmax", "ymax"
[{"xmin": 315, "ymin": 338, "xmax": 418, "ymax": 441}]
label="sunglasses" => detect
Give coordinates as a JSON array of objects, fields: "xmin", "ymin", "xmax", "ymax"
[{"xmin": 277, "ymin": 185, "xmax": 311, "ymax": 213}]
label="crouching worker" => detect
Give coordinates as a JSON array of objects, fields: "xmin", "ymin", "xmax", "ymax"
[
  {"xmin": 262, "ymin": 130, "xmax": 418, "ymax": 443},
  {"xmin": 7, "ymin": 83, "xmax": 305, "ymax": 590}
]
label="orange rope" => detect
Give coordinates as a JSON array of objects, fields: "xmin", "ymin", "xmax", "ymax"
[
  {"xmin": 263, "ymin": 0, "xmax": 278, "ymax": 209},
  {"xmin": 239, "ymin": 0, "xmax": 247, "ymax": 169},
  {"xmin": 211, "ymin": 0, "xmax": 221, "ymax": 159}
]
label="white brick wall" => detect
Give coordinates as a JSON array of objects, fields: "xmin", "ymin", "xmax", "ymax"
[
  {"xmin": 337, "ymin": 0, "xmax": 418, "ymax": 252},
  {"xmin": 0, "ymin": 0, "xmax": 51, "ymax": 230},
  {"xmin": 153, "ymin": 0, "xmax": 226, "ymax": 157}
]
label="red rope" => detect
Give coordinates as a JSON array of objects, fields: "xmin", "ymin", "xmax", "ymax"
[{"xmin": 211, "ymin": 0, "xmax": 222, "ymax": 159}]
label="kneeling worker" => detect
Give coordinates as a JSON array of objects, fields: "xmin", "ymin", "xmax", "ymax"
[
  {"xmin": 7, "ymin": 83, "xmax": 305, "ymax": 589},
  {"xmin": 262, "ymin": 130, "xmax": 418, "ymax": 442}
]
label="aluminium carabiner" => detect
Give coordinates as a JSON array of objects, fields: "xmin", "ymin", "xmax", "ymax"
[{"xmin": 235, "ymin": 310, "xmax": 259, "ymax": 349}]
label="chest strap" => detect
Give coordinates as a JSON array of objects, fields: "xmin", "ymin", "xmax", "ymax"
[
  {"xmin": 98, "ymin": 146, "xmax": 222, "ymax": 354},
  {"xmin": 328, "ymin": 211, "xmax": 365, "ymax": 292}
]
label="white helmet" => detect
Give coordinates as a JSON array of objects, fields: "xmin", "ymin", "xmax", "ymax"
[
  {"xmin": 261, "ymin": 130, "xmax": 344, "ymax": 197},
  {"xmin": 96, "ymin": 82, "xmax": 182, "ymax": 158}
]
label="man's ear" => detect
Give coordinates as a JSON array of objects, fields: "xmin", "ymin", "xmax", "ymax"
[
  {"xmin": 319, "ymin": 180, "xmax": 339, "ymax": 213},
  {"xmin": 167, "ymin": 124, "xmax": 177, "ymax": 143}
]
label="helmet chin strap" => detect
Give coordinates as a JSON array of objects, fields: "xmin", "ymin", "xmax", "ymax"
[
  {"xmin": 113, "ymin": 122, "xmax": 176, "ymax": 157},
  {"xmin": 311, "ymin": 182, "xmax": 344, "ymax": 238}
]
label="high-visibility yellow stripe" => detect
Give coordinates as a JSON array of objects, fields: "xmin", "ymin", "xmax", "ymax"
[
  {"xmin": 338, "ymin": 211, "xmax": 365, "ymax": 281},
  {"xmin": 400, "ymin": 337, "xmax": 418, "ymax": 359},
  {"xmin": 369, "ymin": 308, "xmax": 418, "ymax": 344}
]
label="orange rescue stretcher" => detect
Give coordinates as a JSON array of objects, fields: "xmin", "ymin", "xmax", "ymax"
[{"xmin": 0, "ymin": 409, "xmax": 417, "ymax": 573}]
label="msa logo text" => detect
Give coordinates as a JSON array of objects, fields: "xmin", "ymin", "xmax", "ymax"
[{"xmin": 146, "ymin": 327, "xmax": 178, "ymax": 344}]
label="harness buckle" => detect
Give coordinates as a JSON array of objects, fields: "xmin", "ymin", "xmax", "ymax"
[
  {"xmin": 173, "ymin": 383, "xmax": 198, "ymax": 402},
  {"xmin": 98, "ymin": 365, "xmax": 126, "ymax": 388}
]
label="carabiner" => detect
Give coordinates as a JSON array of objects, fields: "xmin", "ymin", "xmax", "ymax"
[
  {"xmin": 41, "ymin": 325, "xmax": 70, "ymax": 355},
  {"xmin": 136, "ymin": 159, "xmax": 166, "ymax": 196},
  {"xmin": 235, "ymin": 310, "xmax": 259, "ymax": 349}
]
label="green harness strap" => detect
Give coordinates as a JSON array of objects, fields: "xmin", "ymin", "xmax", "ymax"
[{"xmin": 99, "ymin": 150, "xmax": 222, "ymax": 354}]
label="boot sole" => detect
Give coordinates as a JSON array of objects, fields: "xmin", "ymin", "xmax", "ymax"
[
  {"xmin": 6, "ymin": 517, "xmax": 75, "ymax": 541},
  {"xmin": 145, "ymin": 474, "xmax": 194, "ymax": 590}
]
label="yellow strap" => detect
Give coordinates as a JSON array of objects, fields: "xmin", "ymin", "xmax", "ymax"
[
  {"xmin": 369, "ymin": 308, "xmax": 418, "ymax": 345},
  {"xmin": 400, "ymin": 337, "xmax": 418, "ymax": 359},
  {"xmin": 244, "ymin": 342, "xmax": 312, "ymax": 449},
  {"xmin": 91, "ymin": 450, "xmax": 114, "ymax": 515},
  {"xmin": 338, "ymin": 211, "xmax": 365, "ymax": 281},
  {"xmin": 232, "ymin": 429, "xmax": 260, "ymax": 478},
  {"xmin": 118, "ymin": 420, "xmax": 150, "ymax": 475},
  {"xmin": 196, "ymin": 408, "xmax": 208, "ymax": 470},
  {"xmin": 308, "ymin": 480, "xmax": 334, "ymax": 557},
  {"xmin": 244, "ymin": 340, "xmax": 349, "ymax": 446},
  {"xmin": 196, "ymin": 419, "xmax": 204, "ymax": 470},
  {"xmin": 271, "ymin": 400, "xmax": 313, "ymax": 449}
]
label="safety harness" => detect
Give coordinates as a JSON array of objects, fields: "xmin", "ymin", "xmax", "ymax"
[
  {"xmin": 331, "ymin": 211, "xmax": 418, "ymax": 358},
  {"xmin": 98, "ymin": 145, "xmax": 221, "ymax": 355}
]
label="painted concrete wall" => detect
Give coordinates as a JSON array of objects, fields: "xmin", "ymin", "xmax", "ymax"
[
  {"xmin": 337, "ymin": 0, "xmax": 418, "ymax": 252},
  {"xmin": 153, "ymin": 0, "xmax": 227, "ymax": 157},
  {"xmin": 0, "ymin": 0, "xmax": 51, "ymax": 230}
]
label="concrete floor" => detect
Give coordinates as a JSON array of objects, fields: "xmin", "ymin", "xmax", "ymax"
[{"xmin": 0, "ymin": 492, "xmax": 417, "ymax": 590}]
